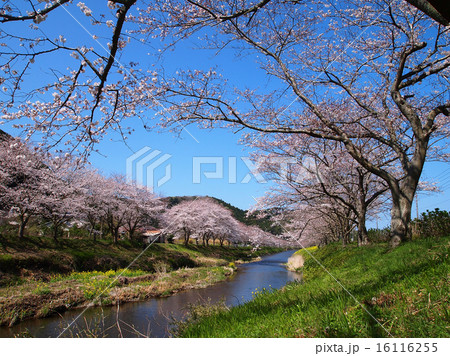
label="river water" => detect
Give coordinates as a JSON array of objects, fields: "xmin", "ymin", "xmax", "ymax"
[{"xmin": 0, "ymin": 250, "xmax": 300, "ymax": 338}]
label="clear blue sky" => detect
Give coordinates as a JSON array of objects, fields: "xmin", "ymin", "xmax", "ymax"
[{"xmin": 1, "ymin": 2, "xmax": 449, "ymax": 227}]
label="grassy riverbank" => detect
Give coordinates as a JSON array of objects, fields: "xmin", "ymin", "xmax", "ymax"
[
  {"xmin": 0, "ymin": 235, "xmax": 282, "ymax": 326},
  {"xmin": 176, "ymin": 236, "xmax": 449, "ymax": 337}
]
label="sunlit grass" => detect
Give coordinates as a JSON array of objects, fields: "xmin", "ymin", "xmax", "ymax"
[{"xmin": 177, "ymin": 236, "xmax": 449, "ymax": 338}]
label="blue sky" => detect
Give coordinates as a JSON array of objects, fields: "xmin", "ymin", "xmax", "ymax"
[
  {"xmin": 88, "ymin": 124, "xmax": 272, "ymax": 210},
  {"xmin": 1, "ymin": 1, "xmax": 449, "ymax": 227},
  {"xmin": 78, "ymin": 125, "xmax": 450, "ymax": 228}
]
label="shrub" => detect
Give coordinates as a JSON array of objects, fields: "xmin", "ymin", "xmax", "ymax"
[
  {"xmin": 367, "ymin": 227, "xmax": 390, "ymax": 243},
  {"xmin": 153, "ymin": 261, "xmax": 171, "ymax": 274},
  {"xmin": 413, "ymin": 208, "xmax": 450, "ymax": 238}
]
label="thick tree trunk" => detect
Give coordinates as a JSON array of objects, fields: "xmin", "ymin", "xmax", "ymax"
[
  {"xmin": 89, "ymin": 226, "xmax": 96, "ymax": 242},
  {"xmin": 357, "ymin": 215, "xmax": 369, "ymax": 246},
  {"xmin": 390, "ymin": 195, "xmax": 413, "ymax": 247},
  {"xmin": 128, "ymin": 228, "xmax": 136, "ymax": 241},
  {"xmin": 202, "ymin": 232, "xmax": 209, "ymax": 246},
  {"xmin": 388, "ymin": 167, "xmax": 420, "ymax": 247},
  {"xmin": 340, "ymin": 214, "xmax": 352, "ymax": 246}
]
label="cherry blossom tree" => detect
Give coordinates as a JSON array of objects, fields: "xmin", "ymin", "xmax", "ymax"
[
  {"xmin": 162, "ymin": 197, "xmax": 241, "ymax": 246},
  {"xmin": 1, "ymin": 1, "xmax": 449, "ymax": 247},
  {"xmin": 99, "ymin": 175, "xmax": 134, "ymax": 244},
  {"xmin": 162, "ymin": 199, "xmax": 198, "ymax": 246},
  {"xmin": 0, "ymin": 138, "xmax": 46, "ymax": 238},
  {"xmin": 0, "ymin": 1, "xmax": 157, "ymax": 153},
  {"xmin": 121, "ymin": 184, "xmax": 162, "ymax": 240},
  {"xmin": 35, "ymin": 154, "xmax": 86, "ymax": 241},
  {"xmin": 273, "ymin": 204, "xmax": 351, "ymax": 247},
  {"xmin": 147, "ymin": 0, "xmax": 450, "ymax": 246},
  {"xmin": 0, "ymin": 134, "xmax": 162, "ymax": 243},
  {"xmin": 251, "ymin": 137, "xmax": 389, "ymax": 245},
  {"xmin": 77, "ymin": 169, "xmax": 110, "ymax": 240}
]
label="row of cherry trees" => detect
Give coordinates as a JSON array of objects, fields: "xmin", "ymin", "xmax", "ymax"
[
  {"xmin": 1, "ymin": 1, "xmax": 448, "ymax": 246},
  {"xmin": 0, "ymin": 137, "xmax": 162, "ymax": 242},
  {"xmin": 162, "ymin": 197, "xmax": 291, "ymax": 247},
  {"xmin": 0, "ymin": 137, "xmax": 285, "ymax": 246},
  {"xmin": 0, "ymin": 133, "xmax": 382, "ymax": 248}
]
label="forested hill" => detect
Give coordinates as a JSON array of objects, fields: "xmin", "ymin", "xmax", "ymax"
[
  {"xmin": 0, "ymin": 129, "xmax": 11, "ymax": 142},
  {"xmin": 162, "ymin": 196, "xmax": 282, "ymax": 235}
]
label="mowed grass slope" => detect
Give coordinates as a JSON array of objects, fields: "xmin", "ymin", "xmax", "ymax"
[{"xmin": 177, "ymin": 236, "xmax": 449, "ymax": 337}]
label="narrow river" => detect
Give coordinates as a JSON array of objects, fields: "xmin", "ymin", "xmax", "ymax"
[{"xmin": 0, "ymin": 250, "xmax": 301, "ymax": 338}]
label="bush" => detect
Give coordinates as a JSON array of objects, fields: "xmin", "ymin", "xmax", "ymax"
[
  {"xmin": 367, "ymin": 227, "xmax": 390, "ymax": 243},
  {"xmin": 67, "ymin": 225, "xmax": 90, "ymax": 238},
  {"xmin": 413, "ymin": 208, "xmax": 450, "ymax": 238},
  {"xmin": 0, "ymin": 223, "xmax": 18, "ymax": 238}
]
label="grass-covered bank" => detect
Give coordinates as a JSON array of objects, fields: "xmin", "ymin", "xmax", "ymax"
[
  {"xmin": 0, "ymin": 236, "xmax": 282, "ymax": 326},
  {"xmin": 0, "ymin": 265, "xmax": 235, "ymax": 327},
  {"xmin": 176, "ymin": 237, "xmax": 449, "ymax": 337},
  {"xmin": 0, "ymin": 235, "xmax": 281, "ymax": 285}
]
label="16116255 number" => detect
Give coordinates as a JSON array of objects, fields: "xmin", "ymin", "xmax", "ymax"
[{"xmin": 376, "ymin": 343, "xmax": 438, "ymax": 353}]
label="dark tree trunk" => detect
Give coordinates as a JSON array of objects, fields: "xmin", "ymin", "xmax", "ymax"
[
  {"xmin": 356, "ymin": 203, "xmax": 369, "ymax": 246},
  {"xmin": 18, "ymin": 214, "xmax": 30, "ymax": 239},
  {"xmin": 113, "ymin": 227, "xmax": 120, "ymax": 244},
  {"xmin": 89, "ymin": 226, "xmax": 96, "ymax": 242},
  {"xmin": 52, "ymin": 223, "xmax": 59, "ymax": 242},
  {"xmin": 183, "ymin": 228, "xmax": 190, "ymax": 246}
]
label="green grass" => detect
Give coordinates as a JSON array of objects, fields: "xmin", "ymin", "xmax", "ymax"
[
  {"xmin": 176, "ymin": 236, "xmax": 450, "ymax": 338},
  {"xmin": 294, "ymin": 245, "xmax": 318, "ymax": 256},
  {"xmin": 0, "ymin": 235, "xmax": 282, "ymax": 326},
  {"xmin": 0, "ymin": 235, "xmax": 281, "ymax": 285}
]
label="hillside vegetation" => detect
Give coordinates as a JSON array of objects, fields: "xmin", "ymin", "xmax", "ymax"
[{"xmin": 176, "ymin": 236, "xmax": 449, "ymax": 337}]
